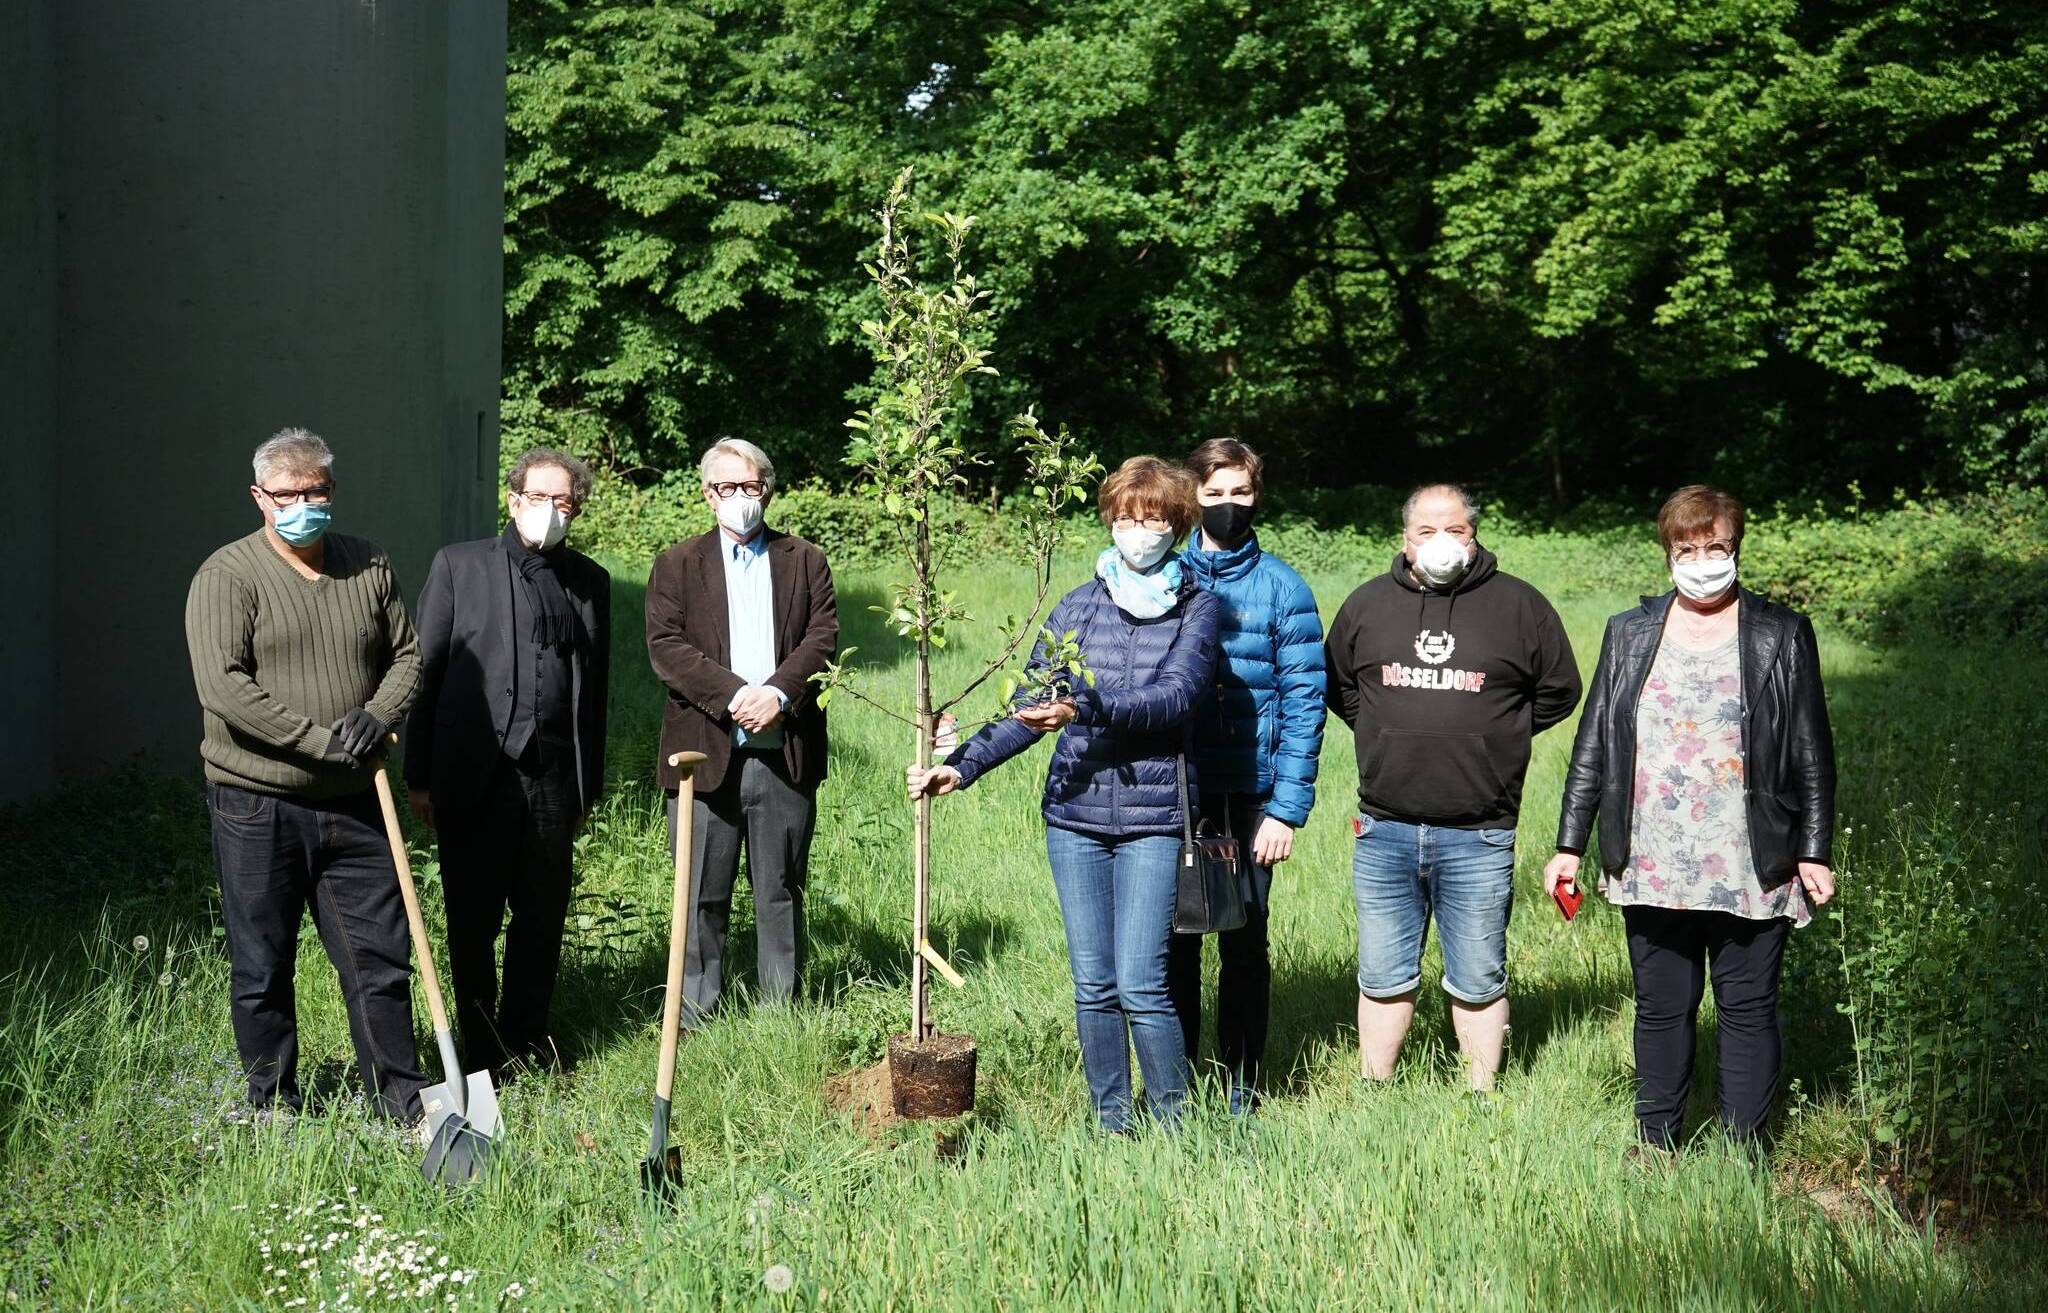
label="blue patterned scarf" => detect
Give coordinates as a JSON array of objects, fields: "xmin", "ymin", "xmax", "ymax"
[{"xmin": 1095, "ymin": 546, "xmax": 1184, "ymax": 619}]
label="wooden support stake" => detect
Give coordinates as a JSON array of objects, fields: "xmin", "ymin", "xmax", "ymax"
[{"xmin": 917, "ymin": 940, "xmax": 965, "ymax": 989}]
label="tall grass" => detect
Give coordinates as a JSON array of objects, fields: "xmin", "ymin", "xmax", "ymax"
[{"xmin": 1, "ymin": 525, "xmax": 2041, "ymax": 1308}]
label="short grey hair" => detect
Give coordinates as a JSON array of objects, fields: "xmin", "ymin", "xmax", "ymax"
[
  {"xmin": 699, "ymin": 437, "xmax": 776, "ymax": 491},
  {"xmin": 1401, "ymin": 482, "xmax": 1479, "ymax": 529},
  {"xmin": 253, "ymin": 427, "xmax": 334, "ymax": 486},
  {"xmin": 507, "ymin": 446, "xmax": 593, "ymax": 505}
]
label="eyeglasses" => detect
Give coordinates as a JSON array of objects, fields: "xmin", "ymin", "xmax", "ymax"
[
  {"xmin": 1112, "ymin": 515, "xmax": 1173, "ymax": 533},
  {"xmin": 514, "ymin": 489, "xmax": 579, "ymax": 515},
  {"xmin": 258, "ymin": 483, "xmax": 333, "ymax": 506},
  {"xmin": 1671, "ymin": 540, "xmax": 1736, "ymax": 563},
  {"xmin": 706, "ymin": 480, "xmax": 768, "ymax": 500}
]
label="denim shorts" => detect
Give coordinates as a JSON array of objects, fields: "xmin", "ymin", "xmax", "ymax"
[{"xmin": 1352, "ymin": 814, "xmax": 1517, "ymax": 1004}]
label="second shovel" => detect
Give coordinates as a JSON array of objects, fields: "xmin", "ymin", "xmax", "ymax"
[{"xmin": 643, "ymin": 750, "xmax": 707, "ymax": 1196}]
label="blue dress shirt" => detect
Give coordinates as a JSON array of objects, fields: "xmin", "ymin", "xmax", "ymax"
[{"xmin": 722, "ymin": 530, "xmax": 784, "ymax": 748}]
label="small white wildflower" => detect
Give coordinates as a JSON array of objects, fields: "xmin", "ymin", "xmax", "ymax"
[
  {"xmin": 763, "ymin": 1264, "xmax": 795, "ymax": 1294},
  {"xmin": 131, "ymin": 935, "xmax": 149, "ymax": 952}
]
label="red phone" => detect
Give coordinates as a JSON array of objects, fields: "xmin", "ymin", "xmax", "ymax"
[{"xmin": 1552, "ymin": 879, "xmax": 1584, "ymax": 922}]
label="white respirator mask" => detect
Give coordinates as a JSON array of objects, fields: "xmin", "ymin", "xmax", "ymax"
[
  {"xmin": 716, "ymin": 493, "xmax": 765, "ymax": 538},
  {"xmin": 514, "ymin": 502, "xmax": 566, "ymax": 551},
  {"xmin": 1413, "ymin": 533, "xmax": 1473, "ymax": 588}
]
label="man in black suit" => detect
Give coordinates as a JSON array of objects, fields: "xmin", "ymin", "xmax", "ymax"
[{"xmin": 405, "ymin": 448, "xmax": 611, "ymax": 1074}]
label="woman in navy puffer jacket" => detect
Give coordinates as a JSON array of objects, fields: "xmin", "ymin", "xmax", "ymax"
[
  {"xmin": 909, "ymin": 457, "xmax": 1221, "ymax": 1131},
  {"xmin": 1169, "ymin": 439, "xmax": 1326, "ymax": 1115}
]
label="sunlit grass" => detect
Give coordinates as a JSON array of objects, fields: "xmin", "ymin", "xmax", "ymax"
[{"xmin": 1, "ymin": 535, "xmax": 2041, "ymax": 1309}]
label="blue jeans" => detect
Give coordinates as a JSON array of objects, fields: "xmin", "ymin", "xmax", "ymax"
[
  {"xmin": 1045, "ymin": 826, "xmax": 1190, "ymax": 1131},
  {"xmin": 1352, "ymin": 815, "xmax": 1517, "ymax": 1005}
]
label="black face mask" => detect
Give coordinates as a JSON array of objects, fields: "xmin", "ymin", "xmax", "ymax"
[{"xmin": 1200, "ymin": 500, "xmax": 1256, "ymax": 548}]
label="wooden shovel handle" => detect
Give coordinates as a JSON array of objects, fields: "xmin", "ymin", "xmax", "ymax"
[
  {"xmin": 371, "ymin": 736, "xmax": 453, "ymax": 1035},
  {"xmin": 654, "ymin": 751, "xmax": 708, "ymax": 1104}
]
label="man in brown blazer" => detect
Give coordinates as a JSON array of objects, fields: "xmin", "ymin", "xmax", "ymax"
[{"xmin": 645, "ymin": 438, "xmax": 838, "ymax": 1022}]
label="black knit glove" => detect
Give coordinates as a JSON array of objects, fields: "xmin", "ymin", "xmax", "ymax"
[
  {"xmin": 317, "ymin": 731, "xmax": 359, "ymax": 767},
  {"xmin": 335, "ymin": 706, "xmax": 388, "ymax": 762}
]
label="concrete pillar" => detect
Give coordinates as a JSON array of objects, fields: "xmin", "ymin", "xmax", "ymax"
[
  {"xmin": 0, "ymin": 1, "xmax": 507, "ymax": 799},
  {"xmin": 0, "ymin": 0, "xmax": 63, "ymax": 800}
]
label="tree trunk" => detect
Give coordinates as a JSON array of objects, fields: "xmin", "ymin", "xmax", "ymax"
[{"xmin": 910, "ymin": 516, "xmax": 933, "ymax": 1043}]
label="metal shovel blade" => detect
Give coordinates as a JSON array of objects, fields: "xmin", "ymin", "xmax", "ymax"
[
  {"xmin": 419, "ymin": 1070, "xmax": 501, "ymax": 1184},
  {"xmin": 639, "ymin": 1145, "xmax": 685, "ymax": 1198},
  {"xmin": 639, "ymin": 1094, "xmax": 684, "ymax": 1198}
]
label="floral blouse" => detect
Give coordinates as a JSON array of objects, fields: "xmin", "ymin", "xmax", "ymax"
[{"xmin": 1601, "ymin": 633, "xmax": 1809, "ymax": 927}]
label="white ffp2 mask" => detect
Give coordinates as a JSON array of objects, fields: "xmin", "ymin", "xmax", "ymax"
[
  {"xmin": 514, "ymin": 502, "xmax": 566, "ymax": 551},
  {"xmin": 716, "ymin": 493, "xmax": 764, "ymax": 537}
]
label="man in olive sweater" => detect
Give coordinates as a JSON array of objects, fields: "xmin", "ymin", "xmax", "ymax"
[{"xmin": 184, "ymin": 427, "xmax": 427, "ymax": 1121}]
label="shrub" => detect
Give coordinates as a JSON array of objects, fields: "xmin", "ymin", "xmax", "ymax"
[
  {"xmin": 1755, "ymin": 488, "xmax": 2048, "ymax": 645},
  {"xmin": 578, "ymin": 479, "xmax": 2048, "ymax": 649},
  {"xmin": 1825, "ymin": 728, "xmax": 2048, "ymax": 1215}
]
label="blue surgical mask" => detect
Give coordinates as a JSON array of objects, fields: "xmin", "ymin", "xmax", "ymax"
[{"xmin": 274, "ymin": 501, "xmax": 332, "ymax": 546}]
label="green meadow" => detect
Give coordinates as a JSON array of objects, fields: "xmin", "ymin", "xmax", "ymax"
[{"xmin": 3, "ymin": 524, "xmax": 2044, "ymax": 1310}]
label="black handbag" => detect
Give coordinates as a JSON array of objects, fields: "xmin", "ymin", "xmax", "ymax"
[{"xmin": 1172, "ymin": 757, "xmax": 1246, "ymax": 935}]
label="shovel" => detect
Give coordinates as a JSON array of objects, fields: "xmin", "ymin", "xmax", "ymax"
[
  {"xmin": 371, "ymin": 740, "xmax": 501, "ymax": 1184},
  {"xmin": 643, "ymin": 750, "xmax": 707, "ymax": 1196}
]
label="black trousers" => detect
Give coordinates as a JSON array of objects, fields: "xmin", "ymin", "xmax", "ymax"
[
  {"xmin": 665, "ymin": 750, "xmax": 816, "ymax": 1024},
  {"xmin": 1623, "ymin": 904, "xmax": 1792, "ymax": 1148},
  {"xmin": 1166, "ymin": 793, "xmax": 1275, "ymax": 1110},
  {"xmin": 436, "ymin": 737, "xmax": 578, "ymax": 1073},
  {"xmin": 207, "ymin": 782, "xmax": 426, "ymax": 1120}
]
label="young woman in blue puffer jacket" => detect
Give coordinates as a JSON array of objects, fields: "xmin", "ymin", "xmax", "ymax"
[
  {"xmin": 1170, "ymin": 439, "xmax": 1327, "ymax": 1115},
  {"xmin": 907, "ymin": 457, "xmax": 1221, "ymax": 1132}
]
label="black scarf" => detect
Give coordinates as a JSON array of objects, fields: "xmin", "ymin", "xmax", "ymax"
[{"xmin": 503, "ymin": 522, "xmax": 581, "ymax": 652}]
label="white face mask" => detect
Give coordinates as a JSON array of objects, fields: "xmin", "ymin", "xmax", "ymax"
[
  {"xmin": 513, "ymin": 501, "xmax": 566, "ymax": 551},
  {"xmin": 1671, "ymin": 555, "xmax": 1738, "ymax": 603},
  {"xmin": 716, "ymin": 493, "xmax": 764, "ymax": 537},
  {"xmin": 1413, "ymin": 532, "xmax": 1473, "ymax": 588},
  {"xmin": 1112, "ymin": 524, "xmax": 1172, "ymax": 571}
]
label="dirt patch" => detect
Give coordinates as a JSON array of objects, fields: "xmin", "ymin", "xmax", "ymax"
[{"xmin": 824, "ymin": 1059, "xmax": 901, "ymax": 1140}]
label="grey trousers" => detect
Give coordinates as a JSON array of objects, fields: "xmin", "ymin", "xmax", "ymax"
[{"xmin": 665, "ymin": 750, "xmax": 817, "ymax": 1022}]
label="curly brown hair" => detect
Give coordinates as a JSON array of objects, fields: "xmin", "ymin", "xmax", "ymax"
[{"xmin": 1098, "ymin": 456, "xmax": 1200, "ymax": 536}]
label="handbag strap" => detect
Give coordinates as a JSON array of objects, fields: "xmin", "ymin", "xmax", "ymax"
[
  {"xmin": 1166, "ymin": 597, "xmax": 1197, "ymax": 851},
  {"xmin": 1176, "ymin": 754, "xmax": 1194, "ymax": 848}
]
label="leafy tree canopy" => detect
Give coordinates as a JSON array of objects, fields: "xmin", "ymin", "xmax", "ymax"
[{"xmin": 504, "ymin": 0, "xmax": 2047, "ymax": 504}]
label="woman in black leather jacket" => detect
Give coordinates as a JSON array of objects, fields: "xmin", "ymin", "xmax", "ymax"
[{"xmin": 1544, "ymin": 485, "xmax": 1836, "ymax": 1154}]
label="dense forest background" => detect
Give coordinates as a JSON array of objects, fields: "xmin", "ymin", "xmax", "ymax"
[{"xmin": 500, "ymin": 0, "xmax": 2046, "ymax": 506}]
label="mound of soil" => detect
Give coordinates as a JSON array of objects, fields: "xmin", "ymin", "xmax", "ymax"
[{"xmin": 824, "ymin": 1059, "xmax": 900, "ymax": 1139}]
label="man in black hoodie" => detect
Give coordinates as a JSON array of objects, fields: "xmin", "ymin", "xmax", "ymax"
[{"xmin": 1325, "ymin": 484, "xmax": 1580, "ymax": 1090}]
